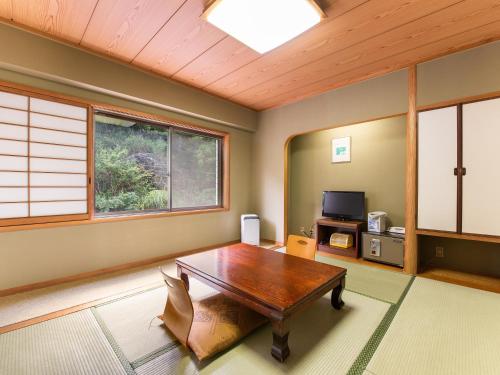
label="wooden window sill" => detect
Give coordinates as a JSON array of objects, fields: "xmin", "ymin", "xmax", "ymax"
[{"xmin": 0, "ymin": 207, "xmax": 229, "ymax": 233}]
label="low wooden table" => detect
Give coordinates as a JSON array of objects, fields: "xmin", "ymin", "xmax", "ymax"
[{"xmin": 176, "ymin": 243, "xmax": 346, "ymax": 362}]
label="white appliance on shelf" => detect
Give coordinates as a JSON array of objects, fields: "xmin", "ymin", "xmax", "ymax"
[
  {"xmin": 368, "ymin": 211, "xmax": 387, "ymax": 233},
  {"xmin": 241, "ymin": 214, "xmax": 260, "ymax": 246}
]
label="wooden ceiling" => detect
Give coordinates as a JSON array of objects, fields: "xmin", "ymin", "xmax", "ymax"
[{"xmin": 0, "ymin": 0, "xmax": 499, "ymax": 111}]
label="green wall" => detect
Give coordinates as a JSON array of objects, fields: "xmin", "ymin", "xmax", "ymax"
[{"xmin": 289, "ymin": 116, "xmax": 406, "ymax": 236}]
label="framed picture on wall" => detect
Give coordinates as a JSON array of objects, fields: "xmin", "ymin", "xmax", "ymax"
[{"xmin": 331, "ymin": 136, "xmax": 351, "ymax": 163}]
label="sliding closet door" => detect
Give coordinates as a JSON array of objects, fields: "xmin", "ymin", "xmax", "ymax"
[
  {"xmin": 462, "ymin": 98, "xmax": 500, "ymax": 236},
  {"xmin": 417, "ymin": 106, "xmax": 457, "ymax": 232}
]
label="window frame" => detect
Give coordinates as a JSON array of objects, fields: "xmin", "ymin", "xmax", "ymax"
[
  {"xmin": 0, "ymin": 84, "xmax": 92, "ymax": 228},
  {"xmin": 0, "ymin": 81, "xmax": 230, "ymax": 232},
  {"xmin": 93, "ymin": 110, "xmax": 225, "ymax": 217}
]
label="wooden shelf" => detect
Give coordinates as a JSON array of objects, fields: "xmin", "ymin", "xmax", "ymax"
[
  {"xmin": 318, "ymin": 244, "xmax": 356, "ymax": 256},
  {"xmin": 419, "ymin": 266, "xmax": 500, "ymax": 293},
  {"xmin": 417, "ymin": 229, "xmax": 500, "ymax": 244},
  {"xmin": 316, "ymin": 218, "xmax": 366, "ymax": 258}
]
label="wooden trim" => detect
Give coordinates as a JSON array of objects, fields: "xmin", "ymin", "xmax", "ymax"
[
  {"xmin": 0, "ymin": 240, "xmax": 240, "ymax": 333},
  {"xmin": 416, "ymin": 229, "xmax": 500, "ymax": 244},
  {"xmin": 0, "ymin": 214, "xmax": 89, "ymax": 228},
  {"xmin": 0, "ymin": 240, "xmax": 239, "ymax": 299},
  {"xmin": 94, "ymin": 104, "xmax": 228, "ymax": 138},
  {"xmin": 283, "ymin": 112, "xmax": 407, "ymax": 245},
  {"xmin": 283, "ymin": 137, "xmax": 291, "ymax": 244},
  {"xmin": 404, "ymin": 66, "xmax": 418, "ymax": 275},
  {"xmin": 0, "ymin": 207, "xmax": 228, "ymax": 233},
  {"xmin": 222, "ymin": 133, "xmax": 230, "ymax": 210},
  {"xmin": 87, "ymin": 108, "xmax": 94, "ymax": 219},
  {"xmin": 456, "ymin": 104, "xmax": 463, "ymax": 234},
  {"xmin": 418, "ymin": 266, "xmax": 500, "ymax": 294},
  {"xmin": 417, "ymin": 91, "xmax": 500, "ymax": 112},
  {"xmin": 0, "ymin": 82, "xmax": 89, "ymax": 109}
]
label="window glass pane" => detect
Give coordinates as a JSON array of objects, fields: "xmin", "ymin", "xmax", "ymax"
[
  {"xmin": 171, "ymin": 130, "xmax": 221, "ymax": 209},
  {"xmin": 94, "ymin": 113, "xmax": 169, "ymax": 215}
]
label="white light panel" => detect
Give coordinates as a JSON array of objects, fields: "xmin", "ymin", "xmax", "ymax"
[{"xmin": 203, "ymin": 0, "xmax": 324, "ymax": 54}]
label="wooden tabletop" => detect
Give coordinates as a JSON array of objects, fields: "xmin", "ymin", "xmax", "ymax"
[{"xmin": 176, "ymin": 243, "xmax": 346, "ymax": 313}]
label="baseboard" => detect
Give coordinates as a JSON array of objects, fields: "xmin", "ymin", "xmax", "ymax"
[{"xmin": 0, "ymin": 240, "xmax": 239, "ymax": 298}]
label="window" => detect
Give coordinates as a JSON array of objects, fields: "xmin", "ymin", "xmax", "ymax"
[
  {"xmin": 94, "ymin": 112, "xmax": 224, "ymax": 216},
  {"xmin": 0, "ymin": 89, "xmax": 89, "ymax": 226}
]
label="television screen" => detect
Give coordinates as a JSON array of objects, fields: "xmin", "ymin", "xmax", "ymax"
[{"xmin": 322, "ymin": 191, "xmax": 365, "ymax": 220}]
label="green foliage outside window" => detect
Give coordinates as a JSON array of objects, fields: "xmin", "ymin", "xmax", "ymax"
[{"xmin": 94, "ymin": 113, "xmax": 221, "ymax": 215}]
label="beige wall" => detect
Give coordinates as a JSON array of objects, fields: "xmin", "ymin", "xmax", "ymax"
[
  {"xmin": 417, "ymin": 40, "xmax": 500, "ymax": 107},
  {"xmin": 289, "ymin": 116, "xmax": 406, "ymax": 236},
  {"xmin": 0, "ymin": 26, "xmax": 256, "ymax": 289},
  {"xmin": 255, "ymin": 70, "xmax": 409, "ymax": 242},
  {"xmin": 0, "ymin": 23, "xmax": 257, "ymax": 131}
]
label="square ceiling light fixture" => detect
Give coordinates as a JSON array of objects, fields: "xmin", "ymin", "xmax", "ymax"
[{"xmin": 203, "ymin": 0, "xmax": 325, "ymax": 54}]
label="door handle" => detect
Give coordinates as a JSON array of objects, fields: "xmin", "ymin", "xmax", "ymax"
[{"xmin": 453, "ymin": 167, "xmax": 467, "ymax": 176}]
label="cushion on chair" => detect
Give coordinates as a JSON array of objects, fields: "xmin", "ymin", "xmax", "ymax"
[{"xmin": 187, "ymin": 293, "xmax": 268, "ymax": 361}]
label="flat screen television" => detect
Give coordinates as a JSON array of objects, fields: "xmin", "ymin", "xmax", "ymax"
[{"xmin": 322, "ymin": 191, "xmax": 365, "ymax": 221}]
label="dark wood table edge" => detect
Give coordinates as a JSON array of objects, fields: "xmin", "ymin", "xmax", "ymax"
[{"xmin": 176, "ymin": 259, "xmax": 346, "ymax": 363}]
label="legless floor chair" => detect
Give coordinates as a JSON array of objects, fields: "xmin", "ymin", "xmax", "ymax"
[
  {"xmin": 158, "ymin": 270, "xmax": 268, "ymax": 361},
  {"xmin": 286, "ymin": 235, "xmax": 317, "ymax": 260}
]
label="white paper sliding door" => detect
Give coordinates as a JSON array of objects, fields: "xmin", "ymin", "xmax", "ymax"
[
  {"xmin": 0, "ymin": 88, "xmax": 89, "ymax": 225},
  {"xmin": 462, "ymin": 98, "xmax": 500, "ymax": 236},
  {"xmin": 418, "ymin": 106, "xmax": 457, "ymax": 232}
]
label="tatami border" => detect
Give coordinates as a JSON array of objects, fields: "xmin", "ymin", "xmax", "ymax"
[{"xmin": 347, "ymin": 276, "xmax": 416, "ymax": 375}]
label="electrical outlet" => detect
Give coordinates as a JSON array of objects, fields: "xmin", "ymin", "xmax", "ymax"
[
  {"xmin": 299, "ymin": 226, "xmax": 305, "ymax": 233},
  {"xmin": 435, "ymin": 246, "xmax": 445, "ymax": 258}
]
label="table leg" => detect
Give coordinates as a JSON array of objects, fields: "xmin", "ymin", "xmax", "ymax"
[
  {"xmin": 331, "ymin": 276, "xmax": 345, "ymax": 310},
  {"xmin": 177, "ymin": 266, "xmax": 190, "ymax": 291},
  {"xmin": 271, "ymin": 318, "xmax": 290, "ymax": 362}
]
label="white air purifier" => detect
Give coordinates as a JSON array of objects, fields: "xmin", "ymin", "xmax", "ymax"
[
  {"xmin": 241, "ymin": 214, "xmax": 260, "ymax": 246},
  {"xmin": 368, "ymin": 211, "xmax": 387, "ymax": 233}
]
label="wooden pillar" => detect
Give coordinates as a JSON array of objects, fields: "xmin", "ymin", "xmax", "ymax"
[{"xmin": 404, "ymin": 66, "xmax": 418, "ymax": 274}]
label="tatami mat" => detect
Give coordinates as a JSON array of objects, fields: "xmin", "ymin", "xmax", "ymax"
[
  {"xmin": 0, "ymin": 262, "xmax": 177, "ymax": 328},
  {"xmin": 94, "ymin": 278, "xmax": 216, "ymax": 363},
  {"xmin": 0, "ymin": 309, "xmax": 126, "ymax": 375},
  {"xmin": 199, "ymin": 291, "xmax": 389, "ymax": 375},
  {"xmin": 135, "ymin": 346, "xmax": 198, "ymax": 375},
  {"xmin": 366, "ymin": 277, "xmax": 500, "ymax": 375},
  {"xmin": 316, "ymin": 255, "xmax": 411, "ymax": 304}
]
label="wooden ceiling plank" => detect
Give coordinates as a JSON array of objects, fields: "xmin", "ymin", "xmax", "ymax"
[
  {"xmin": 132, "ymin": 0, "xmax": 226, "ymax": 77},
  {"xmin": 10, "ymin": 0, "xmax": 98, "ymax": 43},
  {"xmin": 172, "ymin": 37, "xmax": 261, "ymax": 89},
  {"xmin": 205, "ymin": 0, "xmax": 462, "ymax": 98},
  {"xmin": 0, "ymin": 0, "xmax": 12, "ymax": 20},
  {"xmin": 253, "ymin": 20, "xmax": 500, "ymax": 110},
  {"xmin": 81, "ymin": 0, "xmax": 185, "ymax": 61},
  {"xmin": 241, "ymin": 0, "xmax": 500, "ymax": 108},
  {"xmin": 170, "ymin": 0, "xmax": 366, "ymax": 89}
]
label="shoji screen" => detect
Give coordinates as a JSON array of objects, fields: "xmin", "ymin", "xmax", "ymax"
[
  {"xmin": 462, "ymin": 97, "xmax": 500, "ymax": 236},
  {"xmin": 417, "ymin": 106, "xmax": 457, "ymax": 232},
  {"xmin": 0, "ymin": 89, "xmax": 89, "ymax": 226}
]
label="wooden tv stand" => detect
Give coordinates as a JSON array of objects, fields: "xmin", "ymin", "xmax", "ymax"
[{"xmin": 316, "ymin": 218, "xmax": 366, "ymax": 258}]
